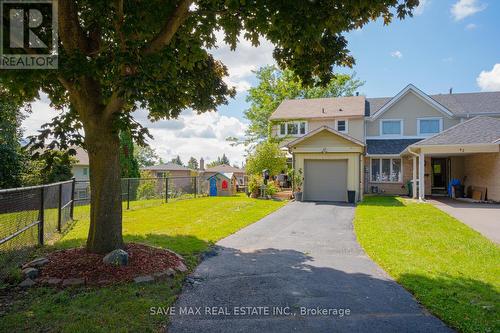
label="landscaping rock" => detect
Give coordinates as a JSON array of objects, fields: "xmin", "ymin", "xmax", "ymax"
[
  {"xmin": 164, "ymin": 249, "xmax": 184, "ymax": 261},
  {"xmin": 22, "ymin": 267, "xmax": 39, "ymax": 279},
  {"xmin": 62, "ymin": 278, "xmax": 85, "ymax": 287},
  {"xmin": 47, "ymin": 278, "xmax": 62, "ymax": 286},
  {"xmin": 23, "ymin": 257, "xmax": 49, "ymax": 269},
  {"xmin": 153, "ymin": 268, "xmax": 176, "ymax": 280},
  {"xmin": 175, "ymin": 262, "xmax": 188, "ymax": 272},
  {"xmin": 102, "ymin": 249, "xmax": 128, "ymax": 266},
  {"xmin": 134, "ymin": 275, "xmax": 154, "ymax": 284},
  {"xmin": 18, "ymin": 278, "xmax": 36, "ymax": 288}
]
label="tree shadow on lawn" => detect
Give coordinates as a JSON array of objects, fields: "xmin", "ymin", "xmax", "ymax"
[
  {"xmin": 0, "ymin": 233, "xmax": 212, "ymax": 332},
  {"xmin": 398, "ymin": 273, "xmax": 500, "ymax": 333}
]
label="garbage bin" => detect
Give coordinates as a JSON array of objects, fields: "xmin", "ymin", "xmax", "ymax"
[
  {"xmin": 406, "ymin": 180, "xmax": 412, "ymax": 197},
  {"xmin": 347, "ymin": 190, "xmax": 356, "ymax": 204}
]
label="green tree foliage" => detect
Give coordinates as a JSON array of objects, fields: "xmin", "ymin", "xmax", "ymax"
[
  {"xmin": 22, "ymin": 151, "xmax": 76, "ymax": 185},
  {"xmin": 243, "ymin": 66, "xmax": 364, "ymax": 144},
  {"xmin": 0, "ymin": 0, "xmax": 417, "ymax": 252},
  {"xmin": 134, "ymin": 144, "xmax": 162, "ymax": 167},
  {"xmin": 207, "ymin": 154, "xmax": 230, "ymax": 168},
  {"xmin": 187, "ymin": 157, "xmax": 199, "ymax": 170},
  {"xmin": 0, "ymin": 88, "xmax": 27, "ymax": 189},
  {"xmin": 171, "ymin": 155, "xmax": 183, "ymax": 166},
  {"xmin": 245, "ymin": 141, "xmax": 287, "ymax": 177},
  {"xmin": 119, "ymin": 131, "xmax": 140, "ymax": 178}
]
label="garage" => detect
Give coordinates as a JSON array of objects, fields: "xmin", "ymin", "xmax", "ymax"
[{"xmin": 304, "ymin": 159, "xmax": 348, "ymax": 202}]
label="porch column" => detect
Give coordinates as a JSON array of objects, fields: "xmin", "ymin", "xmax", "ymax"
[
  {"xmin": 412, "ymin": 156, "xmax": 417, "ymax": 199},
  {"xmin": 418, "ymin": 151, "xmax": 425, "ymax": 201}
]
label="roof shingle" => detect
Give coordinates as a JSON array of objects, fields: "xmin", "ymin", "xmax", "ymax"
[{"xmin": 367, "ymin": 139, "xmax": 423, "ymax": 155}]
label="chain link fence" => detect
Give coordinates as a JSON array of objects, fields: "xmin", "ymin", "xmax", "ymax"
[
  {"xmin": 0, "ymin": 180, "xmax": 74, "ymax": 281},
  {"xmin": 1, "ymin": 176, "xmax": 208, "ymax": 280}
]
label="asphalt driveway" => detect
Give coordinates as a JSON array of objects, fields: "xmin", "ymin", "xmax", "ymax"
[
  {"xmin": 430, "ymin": 197, "xmax": 500, "ymax": 243},
  {"xmin": 168, "ymin": 201, "xmax": 452, "ymax": 333}
]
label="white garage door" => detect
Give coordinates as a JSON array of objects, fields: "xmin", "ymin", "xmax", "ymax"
[{"xmin": 304, "ymin": 159, "xmax": 348, "ymax": 202}]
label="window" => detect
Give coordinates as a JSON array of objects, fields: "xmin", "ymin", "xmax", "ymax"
[
  {"xmin": 370, "ymin": 158, "xmax": 402, "ymax": 182},
  {"xmin": 381, "ymin": 120, "xmax": 402, "ymax": 136},
  {"xmin": 83, "ymin": 167, "xmax": 88, "ymax": 176},
  {"xmin": 279, "ymin": 123, "xmax": 286, "ymax": 136},
  {"xmin": 287, "ymin": 122, "xmax": 298, "ymax": 135},
  {"xmin": 336, "ymin": 120, "xmax": 348, "ymax": 133},
  {"xmin": 278, "ymin": 121, "xmax": 307, "ymax": 136},
  {"xmin": 418, "ymin": 118, "xmax": 442, "ymax": 136}
]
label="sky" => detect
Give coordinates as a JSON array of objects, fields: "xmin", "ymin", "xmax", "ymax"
[{"xmin": 22, "ymin": 0, "xmax": 500, "ymax": 167}]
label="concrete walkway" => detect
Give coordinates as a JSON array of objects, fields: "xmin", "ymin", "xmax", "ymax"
[
  {"xmin": 168, "ymin": 202, "xmax": 452, "ymax": 333},
  {"xmin": 430, "ymin": 197, "xmax": 500, "ymax": 243}
]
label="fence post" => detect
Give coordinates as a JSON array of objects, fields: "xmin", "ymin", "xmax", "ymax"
[
  {"xmin": 194, "ymin": 177, "xmax": 197, "ymax": 198},
  {"xmin": 70, "ymin": 177, "xmax": 75, "ymax": 219},
  {"xmin": 127, "ymin": 178, "xmax": 131, "ymax": 210},
  {"xmin": 165, "ymin": 177, "xmax": 169, "ymax": 203},
  {"xmin": 38, "ymin": 186, "xmax": 45, "ymax": 246},
  {"xmin": 57, "ymin": 183, "xmax": 63, "ymax": 231}
]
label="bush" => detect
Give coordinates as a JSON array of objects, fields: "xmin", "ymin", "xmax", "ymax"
[
  {"xmin": 246, "ymin": 141, "xmax": 287, "ymax": 177},
  {"xmin": 248, "ymin": 174, "xmax": 263, "ymax": 198},
  {"xmin": 266, "ymin": 182, "xmax": 278, "ymax": 196}
]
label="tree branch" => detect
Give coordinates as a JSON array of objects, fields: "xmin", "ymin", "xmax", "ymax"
[
  {"xmin": 58, "ymin": 0, "xmax": 90, "ymax": 53},
  {"xmin": 143, "ymin": 0, "xmax": 193, "ymax": 55}
]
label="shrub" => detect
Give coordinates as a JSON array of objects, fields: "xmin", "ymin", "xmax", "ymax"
[
  {"xmin": 248, "ymin": 174, "xmax": 263, "ymax": 198},
  {"xmin": 266, "ymin": 182, "xmax": 278, "ymax": 196}
]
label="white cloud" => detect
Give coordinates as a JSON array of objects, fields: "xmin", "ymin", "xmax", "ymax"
[
  {"xmin": 477, "ymin": 64, "xmax": 500, "ymax": 92},
  {"xmin": 390, "ymin": 50, "xmax": 403, "ymax": 59},
  {"xmin": 414, "ymin": 0, "xmax": 430, "ymax": 15},
  {"xmin": 210, "ymin": 31, "xmax": 275, "ymax": 93},
  {"xmin": 22, "ymin": 99, "xmax": 249, "ymax": 166},
  {"xmin": 465, "ymin": 23, "xmax": 477, "ymax": 30},
  {"xmin": 451, "ymin": 0, "xmax": 486, "ymax": 21}
]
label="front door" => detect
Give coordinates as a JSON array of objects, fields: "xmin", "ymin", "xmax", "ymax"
[{"xmin": 431, "ymin": 158, "xmax": 448, "ymax": 191}]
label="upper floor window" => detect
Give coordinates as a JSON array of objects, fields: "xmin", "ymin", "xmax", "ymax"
[
  {"xmin": 418, "ymin": 118, "xmax": 442, "ymax": 136},
  {"xmin": 380, "ymin": 119, "xmax": 402, "ymax": 136},
  {"xmin": 336, "ymin": 120, "xmax": 348, "ymax": 133},
  {"xmin": 83, "ymin": 167, "xmax": 89, "ymax": 176},
  {"xmin": 279, "ymin": 121, "xmax": 307, "ymax": 136}
]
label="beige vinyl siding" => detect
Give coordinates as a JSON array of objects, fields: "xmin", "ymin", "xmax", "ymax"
[
  {"xmin": 366, "ymin": 91, "xmax": 460, "ymax": 136},
  {"xmin": 271, "ymin": 117, "xmax": 364, "ymax": 141}
]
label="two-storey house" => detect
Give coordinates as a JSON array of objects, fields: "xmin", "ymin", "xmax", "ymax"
[{"xmin": 270, "ymin": 84, "xmax": 500, "ymax": 202}]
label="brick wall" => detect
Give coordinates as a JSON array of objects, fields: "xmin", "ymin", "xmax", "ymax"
[{"xmin": 463, "ymin": 152, "xmax": 500, "ymax": 202}]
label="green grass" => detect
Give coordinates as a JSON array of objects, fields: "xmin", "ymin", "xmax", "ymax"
[
  {"xmin": 0, "ymin": 195, "xmax": 286, "ymax": 332},
  {"xmin": 354, "ymin": 196, "xmax": 500, "ymax": 333}
]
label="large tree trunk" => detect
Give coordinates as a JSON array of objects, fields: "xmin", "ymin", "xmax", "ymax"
[{"xmin": 85, "ymin": 120, "xmax": 124, "ymax": 253}]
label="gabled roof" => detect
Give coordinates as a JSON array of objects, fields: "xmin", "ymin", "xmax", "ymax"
[
  {"xmin": 207, "ymin": 172, "xmax": 231, "ymax": 180},
  {"xmin": 367, "ymin": 139, "xmax": 422, "ymax": 155},
  {"xmin": 368, "ymin": 84, "xmax": 454, "ymax": 120},
  {"xmin": 204, "ymin": 164, "xmax": 244, "ymax": 174},
  {"xmin": 270, "ymin": 95, "xmax": 366, "ymax": 120},
  {"xmin": 286, "ymin": 126, "xmax": 365, "ymax": 148},
  {"xmin": 73, "ymin": 147, "xmax": 89, "ymax": 166},
  {"xmin": 412, "ymin": 116, "xmax": 500, "ymax": 146},
  {"xmin": 367, "ymin": 90, "xmax": 500, "ymax": 118},
  {"xmin": 142, "ymin": 162, "xmax": 192, "ymax": 171}
]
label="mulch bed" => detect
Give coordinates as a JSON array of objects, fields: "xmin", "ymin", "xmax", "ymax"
[{"xmin": 38, "ymin": 243, "xmax": 183, "ymax": 285}]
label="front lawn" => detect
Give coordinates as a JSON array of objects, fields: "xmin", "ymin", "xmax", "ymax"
[
  {"xmin": 0, "ymin": 195, "xmax": 286, "ymax": 333},
  {"xmin": 354, "ymin": 196, "xmax": 500, "ymax": 333}
]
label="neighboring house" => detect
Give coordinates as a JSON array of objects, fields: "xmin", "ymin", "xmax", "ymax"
[
  {"xmin": 270, "ymin": 84, "xmax": 500, "ymax": 202},
  {"xmin": 141, "ymin": 163, "xmax": 197, "ymax": 192},
  {"xmin": 72, "ymin": 147, "xmax": 90, "ymax": 199}
]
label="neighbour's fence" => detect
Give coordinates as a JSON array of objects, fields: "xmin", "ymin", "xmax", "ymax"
[
  {"xmin": 0, "ymin": 180, "xmax": 75, "ymax": 280},
  {"xmin": 0, "ymin": 176, "xmax": 208, "ymax": 280}
]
